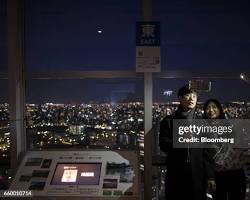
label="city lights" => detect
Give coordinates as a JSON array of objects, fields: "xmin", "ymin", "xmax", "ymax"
[{"xmin": 0, "ymin": 102, "xmax": 250, "ymax": 161}]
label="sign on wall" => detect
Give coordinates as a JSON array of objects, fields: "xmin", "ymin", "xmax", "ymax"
[{"xmin": 136, "ymin": 22, "xmax": 161, "ymax": 72}]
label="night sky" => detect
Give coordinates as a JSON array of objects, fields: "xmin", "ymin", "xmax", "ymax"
[{"xmin": 0, "ymin": 0, "xmax": 250, "ymax": 103}]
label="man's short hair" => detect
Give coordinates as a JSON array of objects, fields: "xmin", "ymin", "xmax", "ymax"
[{"xmin": 178, "ymin": 84, "xmax": 197, "ymax": 97}]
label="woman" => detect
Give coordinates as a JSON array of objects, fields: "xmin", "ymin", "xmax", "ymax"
[{"xmin": 203, "ymin": 99, "xmax": 246, "ymax": 200}]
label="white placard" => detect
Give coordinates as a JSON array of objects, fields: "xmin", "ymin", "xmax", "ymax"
[{"xmin": 136, "ymin": 46, "xmax": 160, "ymax": 72}]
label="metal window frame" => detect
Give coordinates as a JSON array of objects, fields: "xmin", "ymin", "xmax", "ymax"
[{"xmin": 21, "ymin": 70, "xmax": 250, "ymax": 79}]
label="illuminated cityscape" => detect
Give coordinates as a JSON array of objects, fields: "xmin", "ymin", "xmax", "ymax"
[{"xmin": 1, "ymin": 101, "xmax": 250, "ymax": 164}]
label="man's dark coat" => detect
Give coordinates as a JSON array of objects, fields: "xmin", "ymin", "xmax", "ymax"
[{"xmin": 160, "ymin": 107, "xmax": 214, "ymax": 200}]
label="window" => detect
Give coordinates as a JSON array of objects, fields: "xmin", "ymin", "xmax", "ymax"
[
  {"xmin": 0, "ymin": 80, "xmax": 10, "ymax": 188},
  {"xmin": 154, "ymin": 0, "xmax": 250, "ymax": 70},
  {"xmin": 25, "ymin": 0, "xmax": 142, "ymax": 71},
  {"xmin": 0, "ymin": 0, "xmax": 7, "ymax": 71},
  {"xmin": 25, "ymin": 78, "xmax": 143, "ymax": 150}
]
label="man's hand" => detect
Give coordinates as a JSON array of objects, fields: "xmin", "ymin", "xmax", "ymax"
[{"xmin": 207, "ymin": 179, "xmax": 216, "ymax": 193}]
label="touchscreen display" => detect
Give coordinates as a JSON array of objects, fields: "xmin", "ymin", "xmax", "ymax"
[{"xmin": 51, "ymin": 163, "xmax": 102, "ymax": 185}]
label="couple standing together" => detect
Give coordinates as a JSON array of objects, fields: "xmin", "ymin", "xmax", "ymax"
[{"xmin": 160, "ymin": 85, "xmax": 246, "ymax": 200}]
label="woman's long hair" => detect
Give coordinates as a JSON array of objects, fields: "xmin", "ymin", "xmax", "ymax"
[{"xmin": 203, "ymin": 99, "xmax": 226, "ymax": 119}]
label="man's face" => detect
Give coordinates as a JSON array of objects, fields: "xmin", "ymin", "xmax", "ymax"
[{"xmin": 179, "ymin": 92, "xmax": 197, "ymax": 111}]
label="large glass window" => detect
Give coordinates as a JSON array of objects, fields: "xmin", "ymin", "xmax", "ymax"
[
  {"xmin": 26, "ymin": 78, "xmax": 143, "ymax": 150},
  {"xmin": 25, "ymin": 0, "xmax": 142, "ymax": 71},
  {"xmin": 154, "ymin": 0, "xmax": 250, "ymax": 70},
  {"xmin": 0, "ymin": 0, "xmax": 7, "ymax": 71},
  {"xmin": 0, "ymin": 80, "xmax": 9, "ymax": 189},
  {"xmin": 0, "ymin": 80, "xmax": 9, "ymax": 161}
]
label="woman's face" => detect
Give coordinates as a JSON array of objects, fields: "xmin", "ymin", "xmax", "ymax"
[{"xmin": 206, "ymin": 102, "xmax": 220, "ymax": 119}]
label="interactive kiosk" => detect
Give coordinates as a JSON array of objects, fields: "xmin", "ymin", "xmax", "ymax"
[{"xmin": 9, "ymin": 150, "xmax": 140, "ymax": 200}]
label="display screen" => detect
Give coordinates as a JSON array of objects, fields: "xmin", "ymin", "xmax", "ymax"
[{"xmin": 51, "ymin": 163, "xmax": 102, "ymax": 185}]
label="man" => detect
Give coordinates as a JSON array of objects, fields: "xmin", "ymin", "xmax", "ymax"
[{"xmin": 159, "ymin": 85, "xmax": 215, "ymax": 200}]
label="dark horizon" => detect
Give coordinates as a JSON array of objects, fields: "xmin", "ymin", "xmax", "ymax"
[{"xmin": 1, "ymin": 78, "xmax": 250, "ymax": 104}]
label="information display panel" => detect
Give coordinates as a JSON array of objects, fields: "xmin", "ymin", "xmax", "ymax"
[
  {"xmin": 51, "ymin": 163, "xmax": 102, "ymax": 185},
  {"xmin": 9, "ymin": 150, "xmax": 140, "ymax": 200}
]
